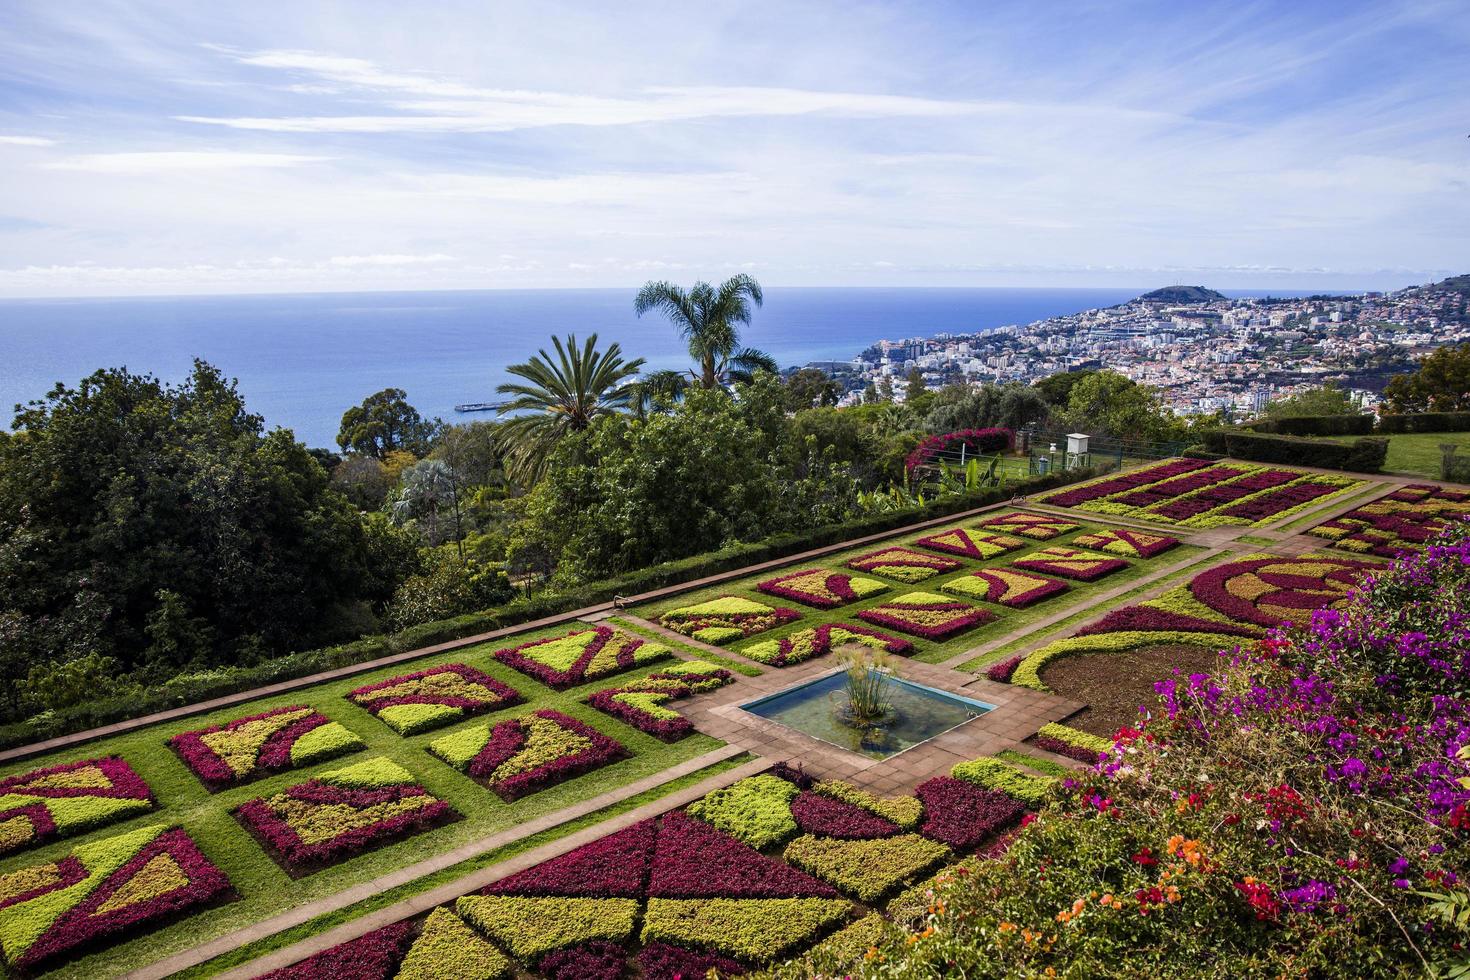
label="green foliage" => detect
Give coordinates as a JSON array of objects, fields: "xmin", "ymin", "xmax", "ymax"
[
  {"xmin": 455, "ymin": 895, "xmax": 638, "ymax": 960},
  {"xmin": 635, "ymin": 274, "xmax": 771, "ymax": 389},
  {"xmin": 1059, "ymin": 370, "xmax": 1185, "ymax": 442},
  {"xmin": 1249, "ymin": 413, "xmax": 1375, "ymax": 436},
  {"xmin": 685, "ymin": 774, "xmax": 799, "ymax": 849},
  {"xmin": 288, "ymin": 722, "xmax": 363, "ymax": 765},
  {"xmin": 769, "ymin": 912, "xmax": 898, "ymax": 976},
  {"xmin": 384, "ymin": 552, "xmax": 512, "ymax": 633},
  {"xmin": 950, "ymin": 757, "xmax": 1055, "ymax": 805},
  {"xmin": 336, "ymin": 387, "xmax": 435, "ymax": 460},
  {"xmin": 1384, "ymin": 343, "xmax": 1470, "ymax": 413},
  {"xmin": 320, "ymin": 756, "xmax": 416, "ymax": 790},
  {"xmin": 23, "ymin": 652, "xmax": 137, "ymax": 712},
  {"xmin": 811, "ymin": 780, "xmax": 923, "ymax": 829},
  {"xmin": 1035, "ymin": 722, "xmax": 1112, "ymax": 754},
  {"xmin": 1200, "ymin": 429, "xmax": 1388, "ymax": 472},
  {"xmin": 640, "ymin": 897, "xmax": 851, "ymax": 962},
  {"xmin": 924, "ymin": 382, "xmax": 1049, "ymax": 434},
  {"xmin": 1262, "ymin": 381, "xmax": 1358, "ymax": 419},
  {"xmin": 784, "ymin": 833, "xmax": 949, "ymax": 902},
  {"xmin": 396, "ymin": 908, "xmax": 511, "ymax": 980},
  {"xmin": 377, "ymin": 703, "xmax": 461, "ymax": 736},
  {"xmin": 785, "ymin": 368, "xmax": 842, "ymax": 410},
  {"xmin": 1377, "ymin": 410, "xmax": 1470, "ymax": 434},
  {"xmin": 1033, "ymin": 369, "xmax": 1095, "ymax": 408},
  {"xmin": 994, "ymin": 749, "xmax": 1072, "ymax": 778}
]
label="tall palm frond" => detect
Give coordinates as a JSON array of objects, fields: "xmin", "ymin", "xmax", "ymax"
[
  {"xmin": 628, "ymin": 369, "xmax": 691, "ymax": 418},
  {"xmin": 493, "ymin": 334, "xmax": 645, "ymax": 485},
  {"xmin": 635, "ymin": 274, "xmax": 766, "ymax": 388}
]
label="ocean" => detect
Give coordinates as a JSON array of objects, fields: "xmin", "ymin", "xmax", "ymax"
[{"xmin": 0, "ymin": 286, "xmax": 1319, "ymax": 447}]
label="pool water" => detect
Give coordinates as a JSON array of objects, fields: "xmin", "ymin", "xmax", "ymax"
[{"xmin": 742, "ymin": 672, "xmax": 995, "ymax": 759}]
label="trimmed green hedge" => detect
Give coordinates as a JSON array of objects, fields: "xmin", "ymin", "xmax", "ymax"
[
  {"xmin": 0, "ymin": 465, "xmax": 1107, "ymax": 752},
  {"xmin": 1246, "ymin": 414, "xmax": 1375, "ymax": 436},
  {"xmin": 1199, "ymin": 430, "xmax": 1387, "ymax": 473},
  {"xmin": 1377, "ymin": 411, "xmax": 1470, "ymax": 434}
]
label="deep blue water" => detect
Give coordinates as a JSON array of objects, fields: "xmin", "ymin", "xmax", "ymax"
[{"xmin": 0, "ymin": 286, "xmax": 1329, "ymax": 447}]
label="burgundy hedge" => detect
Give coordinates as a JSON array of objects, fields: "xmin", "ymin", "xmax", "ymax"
[{"xmin": 915, "ymin": 776, "xmax": 1025, "ymax": 852}]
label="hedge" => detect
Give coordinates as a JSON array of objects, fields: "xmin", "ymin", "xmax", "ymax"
[
  {"xmin": 1246, "ymin": 414, "xmax": 1375, "ymax": 436},
  {"xmin": 1377, "ymin": 411, "xmax": 1470, "ymax": 434},
  {"xmin": 0, "ymin": 462, "xmax": 1113, "ymax": 752},
  {"xmin": 1199, "ymin": 430, "xmax": 1388, "ymax": 473}
]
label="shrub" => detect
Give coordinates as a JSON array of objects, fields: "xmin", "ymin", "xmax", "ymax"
[
  {"xmin": 1200, "ymin": 430, "xmax": 1388, "ymax": 473},
  {"xmin": 640, "ymin": 897, "xmax": 851, "ymax": 962},
  {"xmin": 649, "ymin": 811, "xmax": 836, "ymax": 899},
  {"xmin": 637, "ymin": 941, "xmax": 745, "ymax": 980},
  {"xmin": 1247, "ymin": 414, "xmax": 1375, "ymax": 436},
  {"xmin": 395, "ymin": 907, "xmax": 510, "ymax": 980},
  {"xmin": 484, "ymin": 819, "xmax": 654, "ymax": 898},
  {"xmin": 905, "ymin": 427, "xmax": 1015, "ymax": 471},
  {"xmin": 950, "ymin": 757, "xmax": 1055, "ymax": 806},
  {"xmin": 345, "ymin": 664, "xmax": 522, "ymax": 735},
  {"xmin": 258, "ymin": 920, "xmax": 415, "ymax": 979},
  {"xmin": 810, "ymin": 780, "xmax": 923, "ymax": 829},
  {"xmin": 783, "ymin": 833, "xmax": 950, "ymax": 902},
  {"xmin": 685, "ymin": 775, "xmax": 800, "ymax": 850},
  {"xmin": 789, "ymin": 790, "xmax": 901, "ymax": 839},
  {"xmin": 455, "ymin": 895, "xmax": 639, "ymax": 961},
  {"xmin": 537, "ymin": 940, "xmax": 626, "ymax": 980},
  {"xmin": 1376, "ymin": 410, "xmax": 1470, "ymax": 433},
  {"xmin": 492, "ymin": 626, "xmax": 670, "ymax": 690},
  {"xmin": 914, "ymin": 776, "xmax": 1025, "ymax": 851}
]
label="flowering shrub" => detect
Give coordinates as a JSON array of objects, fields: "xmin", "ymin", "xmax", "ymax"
[
  {"xmin": 657, "ymin": 595, "xmax": 801, "ymax": 644},
  {"xmin": 756, "ymin": 569, "xmax": 888, "ymax": 609},
  {"xmin": 685, "ymin": 774, "xmax": 801, "ymax": 850},
  {"xmin": 0, "ymin": 756, "xmax": 155, "ymax": 858},
  {"xmin": 346, "ymin": 663, "xmax": 522, "ymax": 735},
  {"xmin": 428, "ymin": 709, "xmax": 628, "ymax": 801},
  {"xmin": 1011, "ymin": 546, "xmax": 1131, "ymax": 581},
  {"xmin": 493, "ymin": 626, "xmax": 670, "ymax": 690},
  {"xmin": 915, "ymin": 776, "xmax": 1025, "ymax": 851},
  {"xmin": 1309, "ymin": 484, "xmax": 1469, "ymax": 556},
  {"xmin": 790, "ymin": 790, "xmax": 902, "ymax": 839},
  {"xmin": 942, "ymin": 567, "xmax": 1069, "ymax": 607},
  {"xmin": 951, "ymin": 756, "xmax": 1055, "ymax": 806},
  {"xmin": 976, "ymin": 512, "xmax": 1081, "ymax": 539},
  {"xmin": 912, "ymin": 527, "xmax": 1027, "ymax": 560},
  {"xmin": 846, "ymin": 545, "xmax": 963, "ymax": 582},
  {"xmin": 854, "ymin": 590, "xmax": 998, "ymax": 639},
  {"xmin": 0, "ymin": 824, "xmax": 232, "ymax": 971},
  {"xmin": 1072, "ymin": 527, "xmax": 1180, "ymax": 559},
  {"xmin": 784, "ymin": 833, "xmax": 950, "ymax": 902},
  {"xmin": 169, "ymin": 706, "xmax": 364, "ymax": 791},
  {"xmin": 739, "ymin": 623, "xmax": 913, "ymax": 666},
  {"xmin": 905, "ymin": 427, "xmax": 1014, "ymax": 472},
  {"xmin": 585, "ymin": 660, "xmax": 734, "ymax": 740}
]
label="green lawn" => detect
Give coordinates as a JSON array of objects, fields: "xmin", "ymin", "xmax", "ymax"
[
  {"xmin": 1321, "ymin": 431, "xmax": 1470, "ymax": 481},
  {"xmin": 632, "ymin": 511, "xmax": 1205, "ymax": 667},
  {"xmin": 0, "ymin": 624, "xmax": 730, "ymax": 980}
]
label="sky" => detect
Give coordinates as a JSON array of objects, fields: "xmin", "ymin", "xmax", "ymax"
[{"xmin": 0, "ymin": 0, "xmax": 1466, "ymax": 297}]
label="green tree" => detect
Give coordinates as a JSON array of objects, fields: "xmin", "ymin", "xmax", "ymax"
[
  {"xmin": 904, "ymin": 368, "xmax": 927, "ymax": 405},
  {"xmin": 331, "ymin": 455, "xmax": 393, "ymax": 510},
  {"xmin": 337, "ymin": 388, "xmax": 435, "ymax": 459},
  {"xmin": 634, "ymin": 274, "xmax": 777, "ymax": 388},
  {"xmin": 1034, "ymin": 369, "xmax": 1096, "ymax": 408},
  {"xmin": 1383, "ymin": 343, "xmax": 1470, "ymax": 413},
  {"xmin": 784, "ymin": 368, "xmax": 841, "ymax": 410},
  {"xmin": 0, "ymin": 361, "xmax": 406, "ymax": 680},
  {"xmin": 1061, "ymin": 370, "xmax": 1182, "ymax": 442},
  {"xmin": 627, "ymin": 369, "xmax": 691, "ymax": 418},
  {"xmin": 1264, "ymin": 381, "xmax": 1357, "ymax": 419},
  {"xmin": 493, "ymin": 334, "xmax": 645, "ymax": 485},
  {"xmin": 390, "ymin": 459, "xmax": 463, "ymax": 548}
]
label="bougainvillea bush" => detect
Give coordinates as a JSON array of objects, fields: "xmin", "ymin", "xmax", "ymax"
[
  {"xmin": 657, "ymin": 596, "xmax": 801, "ymax": 644},
  {"xmin": 740, "ymin": 623, "xmax": 913, "ymax": 666},
  {"xmin": 1038, "ymin": 457, "xmax": 1362, "ymax": 528},
  {"xmin": 346, "ymin": 663, "xmax": 522, "ymax": 735},
  {"xmin": 1010, "ymin": 546, "xmax": 1131, "ymax": 582},
  {"xmin": 846, "ymin": 546, "xmax": 963, "ymax": 583},
  {"xmin": 586, "ymin": 660, "xmax": 734, "ymax": 741},
  {"xmin": 428, "ymin": 709, "xmax": 628, "ymax": 801},
  {"xmin": 1309, "ymin": 483, "xmax": 1470, "ymax": 557},
  {"xmin": 0, "ymin": 824, "xmax": 232, "ymax": 971},
  {"xmin": 494, "ymin": 626, "xmax": 671, "ymax": 690},
  {"xmin": 0, "ymin": 757, "xmax": 155, "ymax": 858},
  {"xmin": 235, "ymin": 757, "xmax": 455, "ymax": 873},
  {"xmin": 912, "ymin": 528, "xmax": 1026, "ymax": 560},
  {"xmin": 854, "ymin": 591, "xmax": 997, "ymax": 639},
  {"xmin": 904, "ymin": 427, "xmax": 1014, "ymax": 472},
  {"xmin": 756, "ymin": 569, "xmax": 888, "ymax": 609},
  {"xmin": 169, "ymin": 706, "xmax": 364, "ymax": 791},
  {"xmin": 782, "ymin": 525, "xmax": 1470, "ymax": 979}
]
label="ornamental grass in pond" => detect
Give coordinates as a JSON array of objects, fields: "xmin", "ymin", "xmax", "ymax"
[{"xmin": 831, "ymin": 648, "xmax": 897, "ymax": 730}]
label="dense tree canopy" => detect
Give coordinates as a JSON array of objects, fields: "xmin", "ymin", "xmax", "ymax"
[
  {"xmin": 337, "ymin": 387, "xmax": 436, "ymax": 459},
  {"xmin": 1263, "ymin": 381, "xmax": 1357, "ymax": 419},
  {"xmin": 1383, "ymin": 343, "xmax": 1470, "ymax": 413}
]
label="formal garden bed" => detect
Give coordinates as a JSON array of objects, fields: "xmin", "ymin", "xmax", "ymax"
[
  {"xmin": 1307, "ymin": 482, "xmax": 1470, "ymax": 556},
  {"xmin": 1038, "ymin": 457, "xmax": 1365, "ymax": 527},
  {"xmin": 0, "ymin": 758, "xmax": 156, "ymax": 859}
]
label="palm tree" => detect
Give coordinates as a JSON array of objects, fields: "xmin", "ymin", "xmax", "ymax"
[
  {"xmin": 634, "ymin": 274, "xmax": 777, "ymax": 388},
  {"xmin": 493, "ymin": 334, "xmax": 644, "ymax": 485},
  {"xmin": 628, "ymin": 369, "xmax": 691, "ymax": 418}
]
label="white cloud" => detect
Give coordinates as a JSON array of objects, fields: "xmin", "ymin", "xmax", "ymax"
[
  {"xmin": 0, "ymin": 136, "xmax": 56, "ymax": 146},
  {"xmin": 325, "ymin": 253, "xmax": 456, "ymax": 267},
  {"xmin": 43, "ymin": 151, "xmax": 332, "ymax": 173}
]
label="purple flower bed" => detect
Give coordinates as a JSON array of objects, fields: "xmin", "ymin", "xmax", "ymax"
[
  {"xmin": 1011, "ymin": 550, "xmax": 1129, "ymax": 582},
  {"xmin": 1113, "ymin": 466, "xmax": 1246, "ymax": 508},
  {"xmin": 470, "ymin": 709, "xmax": 629, "ymax": 802},
  {"xmin": 493, "ymin": 626, "xmax": 664, "ymax": 690},
  {"xmin": 258, "ymin": 920, "xmax": 416, "ymax": 980},
  {"xmin": 1041, "ymin": 458, "xmax": 1209, "ymax": 508},
  {"xmin": 538, "ymin": 940, "xmax": 627, "ymax": 980},
  {"xmin": 638, "ymin": 941, "xmax": 745, "ymax": 980},
  {"xmin": 648, "ymin": 811, "xmax": 838, "ymax": 898},
  {"xmin": 985, "ymin": 654, "xmax": 1024, "ymax": 682},
  {"xmin": 484, "ymin": 818, "xmax": 655, "ymax": 897},
  {"xmin": 347, "ymin": 663, "xmax": 521, "ymax": 716},
  {"xmin": 790, "ymin": 790, "xmax": 900, "ymax": 839},
  {"xmin": 915, "ymin": 776, "xmax": 1025, "ymax": 852},
  {"xmin": 169, "ymin": 706, "xmax": 346, "ymax": 791},
  {"xmin": 1076, "ymin": 605, "xmax": 1259, "ymax": 639}
]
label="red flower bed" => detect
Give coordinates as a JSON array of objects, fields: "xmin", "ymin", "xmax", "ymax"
[
  {"xmin": 1112, "ymin": 466, "xmax": 1248, "ymax": 508},
  {"xmin": 540, "ymin": 940, "xmax": 627, "ymax": 980},
  {"xmin": 1032, "ymin": 733, "xmax": 1105, "ymax": 764},
  {"xmin": 854, "ymin": 593, "xmax": 997, "ymax": 639},
  {"xmin": 1309, "ymin": 484, "xmax": 1467, "ymax": 556},
  {"xmin": 648, "ymin": 811, "xmax": 837, "ymax": 898},
  {"xmin": 493, "ymin": 626, "xmax": 667, "ymax": 690},
  {"xmin": 985, "ymin": 654, "xmax": 1024, "ymax": 682},
  {"xmin": 0, "ymin": 757, "xmax": 155, "ymax": 857},
  {"xmin": 169, "ymin": 706, "xmax": 361, "ymax": 791},
  {"xmin": 1010, "ymin": 547, "xmax": 1130, "ymax": 582},
  {"xmin": 585, "ymin": 664, "xmax": 734, "ymax": 741},
  {"xmin": 258, "ymin": 920, "xmax": 416, "ymax": 979},
  {"xmin": 638, "ymin": 942, "xmax": 745, "ymax": 980},
  {"xmin": 486, "ymin": 818, "xmax": 655, "ymax": 898},
  {"xmin": 346, "ymin": 663, "xmax": 522, "ymax": 731},
  {"xmin": 915, "ymin": 776, "xmax": 1025, "ymax": 851},
  {"xmin": 790, "ymin": 790, "xmax": 901, "ymax": 839},
  {"xmin": 905, "ymin": 427, "xmax": 1014, "ymax": 472},
  {"xmin": 1040, "ymin": 458, "xmax": 1211, "ymax": 507},
  {"xmin": 456, "ymin": 709, "xmax": 630, "ymax": 801},
  {"xmin": 756, "ymin": 568, "xmax": 884, "ymax": 609}
]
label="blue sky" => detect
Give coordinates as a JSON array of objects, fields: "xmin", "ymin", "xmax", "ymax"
[{"xmin": 0, "ymin": 0, "xmax": 1466, "ymax": 296}]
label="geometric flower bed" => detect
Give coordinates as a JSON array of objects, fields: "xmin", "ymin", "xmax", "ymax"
[
  {"xmin": 1006, "ymin": 552, "xmax": 1381, "ymax": 691},
  {"xmin": 234, "ymin": 758, "xmax": 456, "ymax": 874},
  {"xmin": 427, "ymin": 709, "xmax": 628, "ymax": 801},
  {"xmin": 755, "ymin": 569, "xmax": 888, "ymax": 609},
  {"xmin": 1071, "ymin": 527, "xmax": 1179, "ymax": 559},
  {"xmin": 845, "ymin": 546, "xmax": 963, "ymax": 582},
  {"xmin": 656, "ymin": 596, "xmax": 801, "ymax": 644},
  {"xmin": 1308, "ymin": 483, "xmax": 1470, "ymax": 557},
  {"xmin": 913, "ymin": 776, "xmax": 1026, "ymax": 851},
  {"xmin": 974, "ymin": 512, "xmax": 1080, "ymax": 539},
  {"xmin": 740, "ymin": 623, "xmax": 913, "ymax": 667},
  {"xmin": 783, "ymin": 832, "xmax": 950, "ymax": 902},
  {"xmin": 345, "ymin": 664, "xmax": 523, "ymax": 735},
  {"xmin": 168, "ymin": 706, "xmax": 365, "ymax": 791},
  {"xmin": 586, "ymin": 661, "xmax": 735, "ymax": 741},
  {"xmin": 940, "ymin": 568, "xmax": 1069, "ymax": 607},
  {"xmin": 911, "ymin": 528, "xmax": 1027, "ymax": 560},
  {"xmin": 1010, "ymin": 546, "xmax": 1131, "ymax": 582},
  {"xmin": 1037, "ymin": 458, "xmax": 1362, "ymax": 528},
  {"xmin": 853, "ymin": 591, "xmax": 997, "ymax": 639},
  {"xmin": 0, "ymin": 824, "xmax": 232, "ymax": 973},
  {"xmin": 493, "ymin": 626, "xmax": 671, "ymax": 690},
  {"xmin": 258, "ymin": 910, "xmax": 511, "ymax": 980},
  {"xmin": 0, "ymin": 757, "xmax": 156, "ymax": 859}
]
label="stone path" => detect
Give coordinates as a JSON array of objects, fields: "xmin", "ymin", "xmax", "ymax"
[{"xmin": 125, "ymin": 745, "xmax": 758, "ymax": 980}]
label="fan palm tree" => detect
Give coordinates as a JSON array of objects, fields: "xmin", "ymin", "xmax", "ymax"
[
  {"xmin": 634, "ymin": 274, "xmax": 777, "ymax": 388},
  {"xmin": 493, "ymin": 334, "xmax": 644, "ymax": 485}
]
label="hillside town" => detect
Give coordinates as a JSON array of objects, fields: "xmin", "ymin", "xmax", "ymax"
[{"xmin": 832, "ymin": 276, "xmax": 1470, "ymax": 418}]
